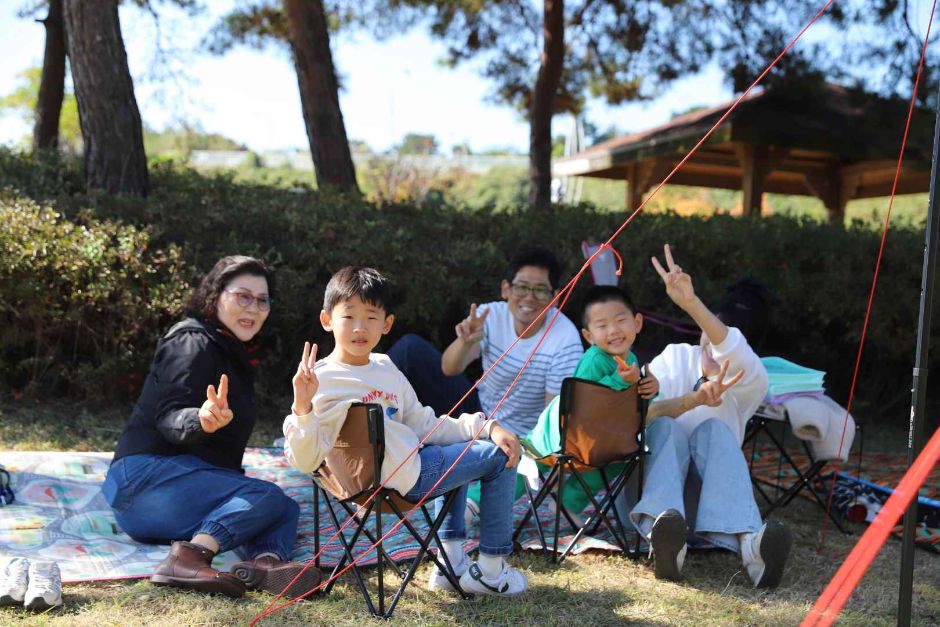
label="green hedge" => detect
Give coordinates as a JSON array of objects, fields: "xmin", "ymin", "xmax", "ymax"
[{"xmin": 1, "ymin": 148, "xmax": 936, "ymax": 424}]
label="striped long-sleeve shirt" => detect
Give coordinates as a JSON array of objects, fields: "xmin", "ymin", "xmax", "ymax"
[{"xmin": 476, "ymin": 301, "xmax": 584, "ymax": 435}]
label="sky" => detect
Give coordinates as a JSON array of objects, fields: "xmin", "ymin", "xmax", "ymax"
[{"xmin": 5, "ymin": 1, "xmax": 927, "ymax": 156}]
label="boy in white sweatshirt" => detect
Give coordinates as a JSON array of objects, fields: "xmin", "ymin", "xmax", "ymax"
[
  {"xmin": 619, "ymin": 245, "xmax": 792, "ymax": 589},
  {"xmin": 282, "ymin": 266, "xmax": 528, "ymax": 597}
]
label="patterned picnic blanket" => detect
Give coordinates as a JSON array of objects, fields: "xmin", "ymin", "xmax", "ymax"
[
  {"xmin": 748, "ymin": 445, "xmax": 940, "ymax": 552},
  {"xmin": 0, "ymin": 449, "xmax": 627, "ymax": 583}
]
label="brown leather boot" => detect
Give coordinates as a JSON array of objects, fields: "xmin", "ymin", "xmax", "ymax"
[
  {"xmin": 150, "ymin": 541, "xmax": 246, "ymax": 598},
  {"xmin": 230, "ymin": 556, "xmax": 322, "ymax": 599}
]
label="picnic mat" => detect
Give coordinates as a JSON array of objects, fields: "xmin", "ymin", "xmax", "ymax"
[
  {"xmin": 0, "ymin": 449, "xmax": 631, "ymax": 583},
  {"xmin": 748, "ymin": 444, "xmax": 940, "ymax": 553}
]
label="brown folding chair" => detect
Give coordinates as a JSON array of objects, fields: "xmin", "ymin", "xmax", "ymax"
[
  {"xmin": 513, "ymin": 376, "xmax": 648, "ymax": 563},
  {"xmin": 312, "ymin": 403, "xmax": 470, "ymax": 618}
]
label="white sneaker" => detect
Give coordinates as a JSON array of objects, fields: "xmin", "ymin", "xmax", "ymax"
[
  {"xmin": 458, "ymin": 560, "xmax": 528, "ymax": 597},
  {"xmin": 742, "ymin": 521, "xmax": 792, "ymax": 589},
  {"xmin": 427, "ymin": 548, "xmax": 470, "ymax": 593},
  {"xmin": 463, "ymin": 498, "xmax": 480, "ymax": 531},
  {"xmin": 649, "ymin": 509, "xmax": 688, "ymax": 581},
  {"xmin": 24, "ymin": 561, "xmax": 62, "ymax": 610},
  {"xmin": 0, "ymin": 556, "xmax": 29, "ymax": 606}
]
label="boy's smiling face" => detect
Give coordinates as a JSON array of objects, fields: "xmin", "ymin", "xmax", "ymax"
[
  {"xmin": 320, "ymin": 295, "xmax": 394, "ymax": 366},
  {"xmin": 581, "ymin": 299, "xmax": 643, "ymax": 359}
]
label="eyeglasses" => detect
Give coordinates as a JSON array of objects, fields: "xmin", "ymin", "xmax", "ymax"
[
  {"xmin": 224, "ymin": 289, "xmax": 272, "ymax": 311},
  {"xmin": 509, "ymin": 283, "xmax": 554, "ymax": 301}
]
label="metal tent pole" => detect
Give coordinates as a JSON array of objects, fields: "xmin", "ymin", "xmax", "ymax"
[{"xmin": 897, "ymin": 80, "xmax": 940, "ymax": 627}]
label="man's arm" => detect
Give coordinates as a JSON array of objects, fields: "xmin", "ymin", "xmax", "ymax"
[
  {"xmin": 442, "ymin": 303, "xmax": 487, "ymax": 375},
  {"xmin": 442, "ymin": 335, "xmax": 482, "ymax": 375}
]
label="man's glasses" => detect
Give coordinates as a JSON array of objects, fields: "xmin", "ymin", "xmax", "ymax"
[
  {"xmin": 225, "ymin": 289, "xmax": 272, "ymax": 311},
  {"xmin": 509, "ymin": 283, "xmax": 553, "ymax": 301}
]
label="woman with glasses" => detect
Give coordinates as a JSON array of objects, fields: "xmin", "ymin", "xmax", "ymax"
[{"xmin": 102, "ymin": 255, "xmax": 320, "ymax": 599}]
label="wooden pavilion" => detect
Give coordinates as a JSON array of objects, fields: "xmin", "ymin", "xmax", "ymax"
[{"xmin": 552, "ymin": 84, "xmax": 935, "ymax": 221}]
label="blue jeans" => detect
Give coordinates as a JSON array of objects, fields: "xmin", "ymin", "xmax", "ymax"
[
  {"xmin": 618, "ymin": 418, "xmax": 762, "ymax": 553},
  {"xmin": 388, "ymin": 334, "xmax": 482, "ymax": 417},
  {"xmin": 102, "ymin": 453, "xmax": 300, "ymax": 561},
  {"xmin": 403, "ymin": 440, "xmax": 515, "ymax": 556}
]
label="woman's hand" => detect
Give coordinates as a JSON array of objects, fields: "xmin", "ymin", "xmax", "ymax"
[
  {"xmin": 651, "ymin": 244, "xmax": 697, "ymax": 311},
  {"xmin": 291, "ymin": 342, "xmax": 319, "ymax": 416},
  {"xmin": 692, "ymin": 359, "xmax": 745, "ymax": 408},
  {"xmin": 199, "ymin": 374, "xmax": 234, "ymax": 433},
  {"xmin": 489, "ymin": 422, "xmax": 521, "ymax": 468}
]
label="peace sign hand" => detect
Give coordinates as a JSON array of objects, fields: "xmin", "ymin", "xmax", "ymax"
[
  {"xmin": 693, "ymin": 359, "xmax": 746, "ymax": 408},
  {"xmin": 291, "ymin": 342, "xmax": 319, "ymax": 416},
  {"xmin": 199, "ymin": 374, "xmax": 234, "ymax": 433},
  {"xmin": 651, "ymin": 244, "xmax": 697, "ymax": 310},
  {"xmin": 455, "ymin": 303, "xmax": 489, "ymax": 345}
]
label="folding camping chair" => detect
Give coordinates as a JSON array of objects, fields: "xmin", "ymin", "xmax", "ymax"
[
  {"xmin": 744, "ymin": 404, "xmax": 864, "ymax": 534},
  {"xmin": 512, "ymin": 376, "xmax": 648, "ymax": 563},
  {"xmin": 312, "ymin": 403, "xmax": 471, "ymax": 618}
]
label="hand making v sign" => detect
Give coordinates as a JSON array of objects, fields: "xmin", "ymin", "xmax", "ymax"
[{"xmin": 199, "ymin": 374, "xmax": 233, "ymax": 433}]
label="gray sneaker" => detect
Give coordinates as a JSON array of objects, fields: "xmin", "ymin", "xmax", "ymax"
[
  {"xmin": 744, "ymin": 521, "xmax": 792, "ymax": 589},
  {"xmin": 0, "ymin": 556, "xmax": 29, "ymax": 606},
  {"xmin": 649, "ymin": 509, "xmax": 688, "ymax": 581},
  {"xmin": 24, "ymin": 561, "xmax": 62, "ymax": 610}
]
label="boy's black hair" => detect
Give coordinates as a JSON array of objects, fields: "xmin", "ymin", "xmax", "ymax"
[
  {"xmin": 581, "ymin": 284, "xmax": 638, "ymax": 328},
  {"xmin": 505, "ymin": 245, "xmax": 562, "ymax": 290},
  {"xmin": 185, "ymin": 255, "xmax": 274, "ymax": 321},
  {"xmin": 323, "ymin": 266, "xmax": 392, "ymax": 313},
  {"xmin": 713, "ymin": 276, "xmax": 778, "ymax": 350}
]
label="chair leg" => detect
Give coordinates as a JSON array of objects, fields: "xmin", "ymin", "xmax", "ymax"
[
  {"xmin": 414, "ymin": 500, "xmax": 472, "ymax": 600},
  {"xmin": 382, "ymin": 490, "xmax": 471, "ymax": 617},
  {"xmin": 335, "ymin": 500, "xmax": 405, "ymax": 578},
  {"xmin": 321, "ymin": 495, "xmax": 377, "ymax": 615}
]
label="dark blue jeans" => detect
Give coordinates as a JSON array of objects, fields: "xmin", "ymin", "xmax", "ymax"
[
  {"xmin": 388, "ymin": 333, "xmax": 482, "ymax": 416},
  {"xmin": 404, "ymin": 440, "xmax": 515, "ymax": 556},
  {"xmin": 102, "ymin": 453, "xmax": 299, "ymax": 561}
]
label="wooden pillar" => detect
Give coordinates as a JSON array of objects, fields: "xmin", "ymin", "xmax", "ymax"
[
  {"xmin": 803, "ymin": 167, "xmax": 857, "ymax": 225},
  {"xmin": 626, "ymin": 162, "xmax": 641, "ymax": 211},
  {"xmin": 735, "ymin": 144, "xmax": 767, "ymax": 217}
]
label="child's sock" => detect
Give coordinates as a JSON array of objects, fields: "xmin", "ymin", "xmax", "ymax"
[
  {"xmin": 442, "ymin": 540, "xmax": 465, "ymax": 566},
  {"xmin": 477, "ymin": 553, "xmax": 504, "ymax": 579}
]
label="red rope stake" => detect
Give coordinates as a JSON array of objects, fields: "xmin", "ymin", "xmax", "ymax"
[
  {"xmin": 253, "ymin": 0, "xmax": 839, "ymax": 619},
  {"xmin": 802, "ymin": 425, "xmax": 940, "ymax": 627},
  {"xmin": 819, "ymin": 0, "xmax": 937, "ymax": 552}
]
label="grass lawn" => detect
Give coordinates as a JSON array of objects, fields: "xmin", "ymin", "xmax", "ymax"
[{"xmin": 1, "ymin": 402, "xmax": 938, "ymax": 626}]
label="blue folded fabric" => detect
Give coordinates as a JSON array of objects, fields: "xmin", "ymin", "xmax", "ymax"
[{"xmin": 761, "ymin": 356, "xmax": 826, "ymax": 396}]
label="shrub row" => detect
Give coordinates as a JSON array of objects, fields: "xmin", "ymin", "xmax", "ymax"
[{"xmin": 1, "ymin": 148, "xmax": 935, "ymax": 424}]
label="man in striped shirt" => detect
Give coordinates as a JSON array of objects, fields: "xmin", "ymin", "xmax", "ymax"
[
  {"xmin": 389, "ymin": 246, "xmax": 583, "ymax": 521},
  {"xmin": 440, "ymin": 246, "xmax": 584, "ymax": 436}
]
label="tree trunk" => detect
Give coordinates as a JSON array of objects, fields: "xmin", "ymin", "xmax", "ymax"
[
  {"xmin": 33, "ymin": 0, "xmax": 66, "ymax": 152},
  {"xmin": 283, "ymin": 0, "xmax": 359, "ymax": 193},
  {"xmin": 528, "ymin": 0, "xmax": 565, "ymax": 210},
  {"xmin": 63, "ymin": 0, "xmax": 148, "ymax": 196}
]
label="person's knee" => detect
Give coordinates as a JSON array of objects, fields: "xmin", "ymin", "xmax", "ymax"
[
  {"xmin": 282, "ymin": 493, "xmax": 300, "ymax": 520},
  {"xmin": 388, "ymin": 333, "xmax": 432, "ymax": 362},
  {"xmin": 692, "ymin": 418, "xmax": 736, "ymax": 443},
  {"xmin": 647, "ymin": 418, "xmax": 688, "ymax": 453}
]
